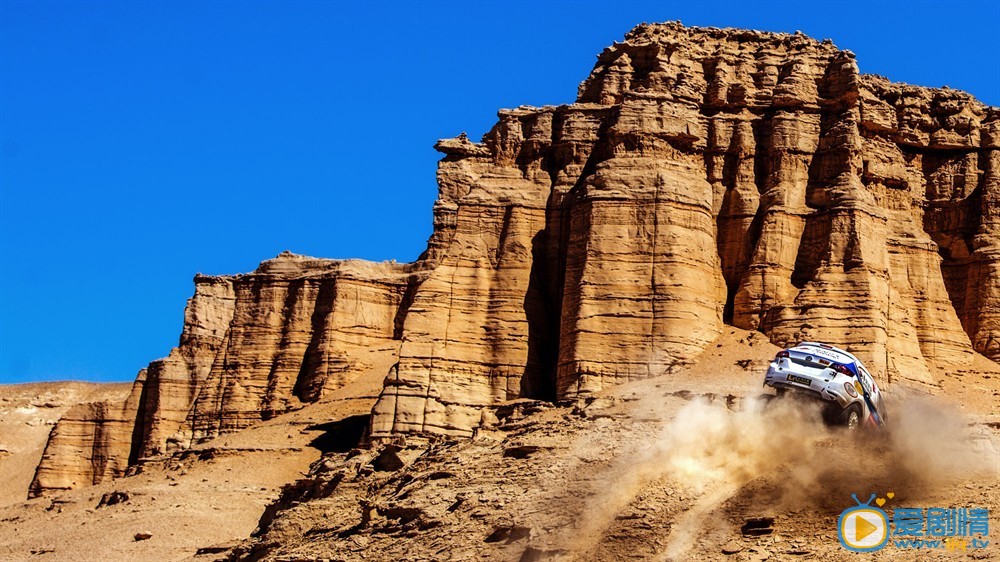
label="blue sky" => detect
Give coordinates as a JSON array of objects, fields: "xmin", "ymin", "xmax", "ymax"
[{"xmin": 1, "ymin": 1, "xmax": 998, "ymax": 383}]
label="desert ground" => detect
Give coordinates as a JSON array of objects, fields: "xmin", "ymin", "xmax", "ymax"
[{"xmin": 2, "ymin": 329, "xmax": 998, "ymax": 561}]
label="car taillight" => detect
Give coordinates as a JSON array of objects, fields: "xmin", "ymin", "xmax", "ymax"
[
  {"xmin": 776, "ymin": 351, "xmax": 789, "ymax": 359},
  {"xmin": 844, "ymin": 382, "xmax": 858, "ymax": 397},
  {"xmin": 834, "ymin": 364, "xmax": 852, "ymax": 376}
]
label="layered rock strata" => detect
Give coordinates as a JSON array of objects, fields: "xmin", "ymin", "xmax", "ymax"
[
  {"xmin": 29, "ymin": 276, "xmax": 236, "ymax": 496},
  {"xmin": 185, "ymin": 256, "xmax": 413, "ymax": 444},
  {"xmin": 31, "ymin": 23, "xmax": 998, "ymax": 495},
  {"xmin": 31, "ymin": 255, "xmax": 415, "ymax": 496},
  {"xmin": 19, "ymin": 381, "xmax": 138, "ymax": 498},
  {"xmin": 375, "ymin": 23, "xmax": 996, "ymax": 435}
]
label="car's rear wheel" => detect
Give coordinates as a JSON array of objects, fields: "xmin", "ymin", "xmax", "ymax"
[{"xmin": 842, "ymin": 404, "xmax": 862, "ymax": 431}]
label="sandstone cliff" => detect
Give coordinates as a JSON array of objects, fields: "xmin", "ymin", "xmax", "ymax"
[
  {"xmin": 29, "ymin": 22, "xmax": 998, "ymax": 496},
  {"xmin": 29, "ymin": 276, "xmax": 236, "ymax": 496},
  {"xmin": 30, "ymin": 254, "xmax": 417, "ymax": 496},
  {"xmin": 0, "ymin": 381, "xmax": 131, "ymax": 505},
  {"xmin": 374, "ymin": 23, "xmax": 997, "ymax": 436}
]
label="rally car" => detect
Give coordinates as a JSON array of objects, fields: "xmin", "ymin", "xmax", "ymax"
[{"xmin": 763, "ymin": 342, "xmax": 887, "ymax": 431}]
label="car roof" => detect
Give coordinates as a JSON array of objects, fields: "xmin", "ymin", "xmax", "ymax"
[{"xmin": 791, "ymin": 342, "xmax": 862, "ymax": 367}]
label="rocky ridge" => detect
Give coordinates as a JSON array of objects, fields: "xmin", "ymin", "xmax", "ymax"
[{"xmin": 27, "ymin": 22, "xmax": 999, "ymax": 498}]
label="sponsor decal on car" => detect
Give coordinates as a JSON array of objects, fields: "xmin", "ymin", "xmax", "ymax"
[{"xmin": 802, "ymin": 346, "xmax": 848, "ymax": 362}]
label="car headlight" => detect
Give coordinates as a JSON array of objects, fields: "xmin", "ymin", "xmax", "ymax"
[{"xmin": 844, "ymin": 382, "xmax": 857, "ymax": 398}]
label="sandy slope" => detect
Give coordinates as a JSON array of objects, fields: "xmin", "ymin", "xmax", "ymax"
[
  {"xmin": 0, "ymin": 369, "xmax": 384, "ymax": 562},
  {"xmin": 0, "ymin": 382, "xmax": 132, "ymax": 506}
]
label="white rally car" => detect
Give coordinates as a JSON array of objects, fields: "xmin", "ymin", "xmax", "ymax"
[{"xmin": 763, "ymin": 342, "xmax": 887, "ymax": 431}]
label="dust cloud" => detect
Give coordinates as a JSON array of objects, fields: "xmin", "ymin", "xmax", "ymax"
[
  {"xmin": 886, "ymin": 390, "xmax": 999, "ymax": 481},
  {"xmin": 562, "ymin": 389, "xmax": 999, "ymax": 561},
  {"xmin": 658, "ymin": 396, "xmax": 831, "ymax": 560}
]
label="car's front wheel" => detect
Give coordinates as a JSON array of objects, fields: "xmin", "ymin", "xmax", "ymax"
[{"xmin": 841, "ymin": 404, "xmax": 862, "ymax": 431}]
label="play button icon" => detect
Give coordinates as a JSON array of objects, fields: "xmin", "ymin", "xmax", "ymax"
[
  {"xmin": 854, "ymin": 514, "xmax": 877, "ymax": 541},
  {"xmin": 838, "ymin": 507, "xmax": 888, "ymax": 552}
]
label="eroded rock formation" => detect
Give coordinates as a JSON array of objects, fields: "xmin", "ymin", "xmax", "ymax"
[
  {"xmin": 184, "ymin": 256, "xmax": 414, "ymax": 444},
  {"xmin": 31, "ymin": 255, "xmax": 416, "ymax": 496},
  {"xmin": 28, "ymin": 377, "xmax": 145, "ymax": 497},
  {"xmin": 30, "ymin": 22, "xmax": 998, "ymax": 496},
  {"xmin": 29, "ymin": 276, "xmax": 235, "ymax": 496},
  {"xmin": 374, "ymin": 23, "xmax": 997, "ymax": 435}
]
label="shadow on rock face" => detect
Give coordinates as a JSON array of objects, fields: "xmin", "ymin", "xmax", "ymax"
[{"xmin": 306, "ymin": 414, "xmax": 370, "ymax": 454}]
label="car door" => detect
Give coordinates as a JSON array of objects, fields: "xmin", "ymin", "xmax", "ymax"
[{"xmin": 857, "ymin": 367, "xmax": 885, "ymax": 426}]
